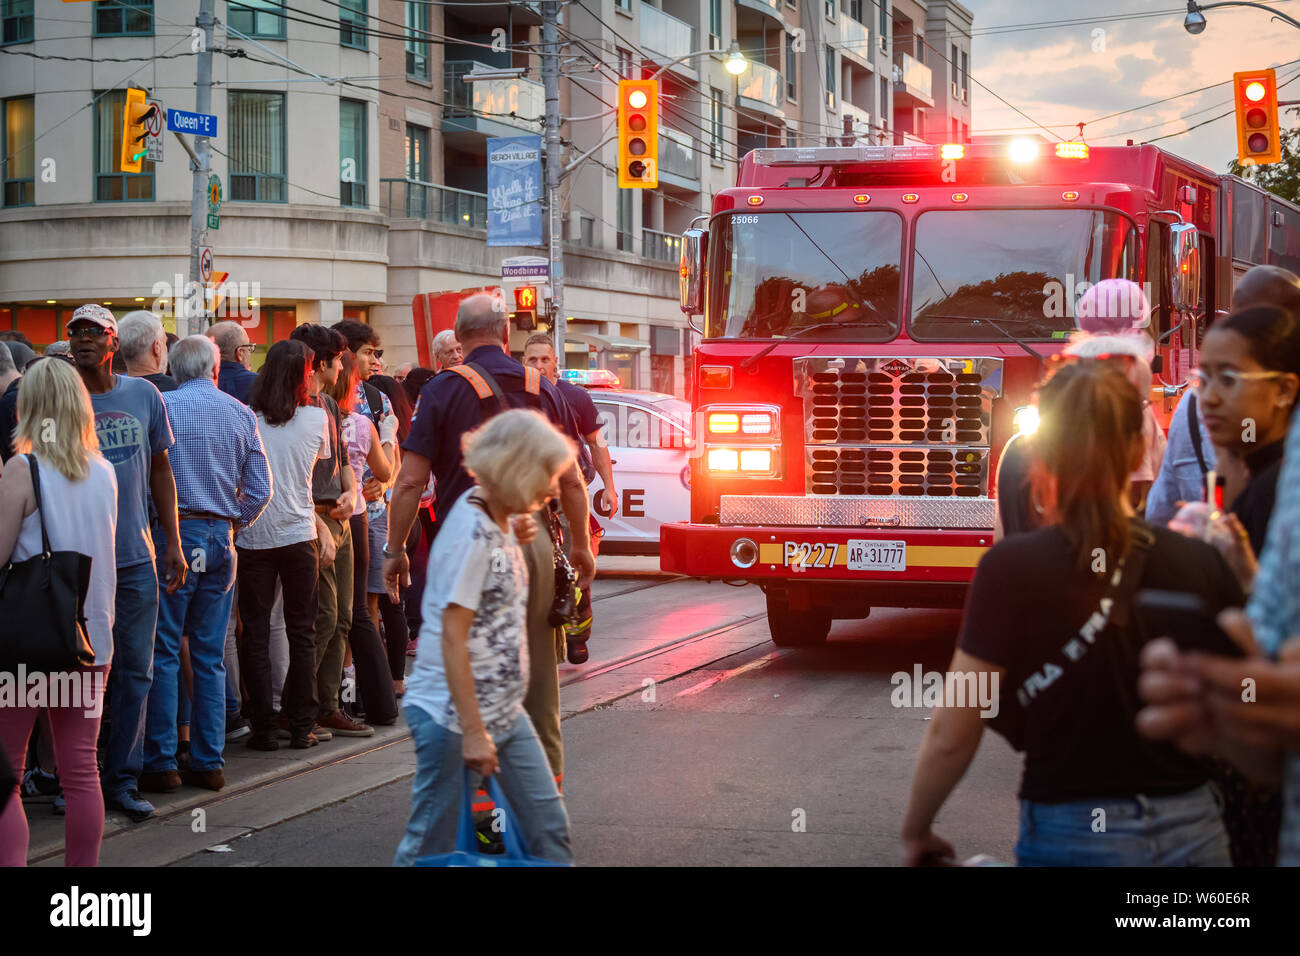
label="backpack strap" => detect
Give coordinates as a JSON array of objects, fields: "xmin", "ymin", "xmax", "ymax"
[
  {"xmin": 1187, "ymin": 392, "xmax": 1210, "ymax": 481},
  {"xmin": 362, "ymin": 380, "xmax": 385, "ymax": 431}
]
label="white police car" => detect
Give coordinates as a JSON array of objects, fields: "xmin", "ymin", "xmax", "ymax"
[{"xmin": 562, "ymin": 370, "xmax": 691, "ymax": 553}]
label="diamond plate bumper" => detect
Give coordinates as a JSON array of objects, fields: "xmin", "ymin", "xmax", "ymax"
[{"xmin": 718, "ymin": 494, "xmax": 996, "ymax": 530}]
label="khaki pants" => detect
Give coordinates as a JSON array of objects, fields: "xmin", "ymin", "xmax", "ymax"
[
  {"xmin": 521, "ymin": 512, "xmax": 564, "ymax": 782},
  {"xmin": 313, "ymin": 514, "xmax": 354, "ymax": 717}
]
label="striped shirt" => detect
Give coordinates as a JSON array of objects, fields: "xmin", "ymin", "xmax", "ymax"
[{"xmin": 162, "ymin": 377, "xmax": 272, "ymax": 530}]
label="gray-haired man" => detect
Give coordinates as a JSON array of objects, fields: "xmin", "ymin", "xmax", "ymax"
[
  {"xmin": 118, "ymin": 310, "xmax": 176, "ymax": 393},
  {"xmin": 433, "ymin": 329, "xmax": 463, "ymax": 370}
]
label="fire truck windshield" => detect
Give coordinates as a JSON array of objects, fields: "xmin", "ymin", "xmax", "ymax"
[
  {"xmin": 707, "ymin": 210, "xmax": 903, "ymax": 341},
  {"xmin": 910, "ymin": 208, "xmax": 1138, "ymax": 341}
]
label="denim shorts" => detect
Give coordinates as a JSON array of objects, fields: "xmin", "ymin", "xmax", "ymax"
[
  {"xmin": 367, "ymin": 506, "xmax": 387, "ymax": 595},
  {"xmin": 1016, "ymin": 782, "xmax": 1231, "ymax": 867}
]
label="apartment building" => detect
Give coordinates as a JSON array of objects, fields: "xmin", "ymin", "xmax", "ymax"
[{"xmin": 0, "ymin": 1, "xmax": 973, "ymax": 395}]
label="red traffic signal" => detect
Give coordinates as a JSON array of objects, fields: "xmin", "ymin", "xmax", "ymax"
[
  {"xmin": 1233, "ymin": 69, "xmax": 1281, "ymax": 166},
  {"xmin": 618, "ymin": 79, "xmax": 658, "ymax": 188}
]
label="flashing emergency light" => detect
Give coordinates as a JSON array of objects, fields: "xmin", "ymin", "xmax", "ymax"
[
  {"xmin": 1013, "ymin": 405, "xmax": 1040, "ymax": 436},
  {"xmin": 1007, "ymin": 138, "xmax": 1039, "ymax": 163},
  {"xmin": 699, "ymin": 365, "xmax": 733, "ymax": 389},
  {"xmin": 560, "ymin": 368, "xmax": 621, "ymax": 388},
  {"xmin": 940, "ymin": 143, "xmax": 964, "ymax": 160},
  {"xmin": 120, "ymin": 87, "xmax": 157, "ymax": 174},
  {"xmin": 618, "ymin": 79, "xmax": 658, "ymax": 188},
  {"xmin": 1055, "ymin": 141, "xmax": 1089, "ymax": 159},
  {"xmin": 1233, "ymin": 69, "xmax": 1281, "ymax": 166},
  {"xmin": 708, "ymin": 412, "xmax": 740, "ymax": 434}
]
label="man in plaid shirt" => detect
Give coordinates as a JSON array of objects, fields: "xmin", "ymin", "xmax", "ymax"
[{"xmin": 140, "ymin": 336, "xmax": 271, "ymax": 793}]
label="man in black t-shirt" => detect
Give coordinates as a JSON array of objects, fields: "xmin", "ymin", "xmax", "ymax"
[
  {"xmin": 522, "ymin": 333, "xmax": 619, "ymax": 664},
  {"xmin": 383, "ymin": 294, "xmax": 593, "ymax": 785}
]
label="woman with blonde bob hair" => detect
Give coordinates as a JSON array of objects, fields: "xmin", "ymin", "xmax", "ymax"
[
  {"xmin": 394, "ymin": 409, "xmax": 577, "ymax": 865},
  {"xmin": 0, "ymin": 357, "xmax": 119, "ymax": 866}
]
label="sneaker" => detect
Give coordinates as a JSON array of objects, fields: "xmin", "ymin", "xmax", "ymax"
[
  {"xmin": 566, "ymin": 638, "xmax": 589, "ymax": 665},
  {"xmin": 21, "ymin": 768, "xmax": 60, "ymax": 800},
  {"xmin": 246, "ymin": 732, "xmax": 279, "ymax": 752},
  {"xmin": 311, "ymin": 723, "xmax": 333, "ymax": 742},
  {"xmin": 106, "ymin": 789, "xmax": 155, "ymax": 823},
  {"xmin": 52, "ymin": 793, "xmax": 65, "ymax": 816},
  {"xmin": 316, "ymin": 709, "xmax": 374, "ymax": 737},
  {"xmin": 138, "ymin": 770, "xmax": 182, "ymax": 793},
  {"xmin": 225, "ymin": 714, "xmax": 251, "ymax": 741},
  {"xmin": 475, "ymin": 817, "xmax": 506, "ymax": 855},
  {"xmin": 290, "ymin": 733, "xmax": 318, "ymax": 750}
]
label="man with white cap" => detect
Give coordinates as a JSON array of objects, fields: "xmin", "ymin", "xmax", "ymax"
[{"xmin": 68, "ymin": 304, "xmax": 186, "ymax": 822}]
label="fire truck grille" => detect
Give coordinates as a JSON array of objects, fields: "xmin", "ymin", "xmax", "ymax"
[
  {"xmin": 807, "ymin": 446, "xmax": 989, "ymax": 497},
  {"xmin": 807, "ymin": 369, "xmax": 991, "ymax": 444}
]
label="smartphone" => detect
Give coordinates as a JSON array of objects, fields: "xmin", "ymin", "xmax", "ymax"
[{"xmin": 1135, "ymin": 590, "xmax": 1245, "ymax": 659}]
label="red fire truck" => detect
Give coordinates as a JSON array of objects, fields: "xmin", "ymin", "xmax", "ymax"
[{"xmin": 659, "ymin": 140, "xmax": 1300, "ymax": 647}]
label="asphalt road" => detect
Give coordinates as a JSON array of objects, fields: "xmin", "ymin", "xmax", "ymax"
[{"xmin": 171, "ymin": 584, "xmax": 1023, "ymax": 867}]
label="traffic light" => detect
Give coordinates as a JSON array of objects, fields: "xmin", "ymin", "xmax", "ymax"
[
  {"xmin": 618, "ymin": 79, "xmax": 658, "ymax": 188},
  {"xmin": 512, "ymin": 285, "xmax": 538, "ymax": 329},
  {"xmin": 1233, "ymin": 69, "xmax": 1281, "ymax": 166},
  {"xmin": 120, "ymin": 87, "xmax": 158, "ymax": 174}
]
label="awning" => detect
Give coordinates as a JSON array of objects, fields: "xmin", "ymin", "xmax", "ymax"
[{"xmin": 564, "ymin": 331, "xmax": 649, "ymax": 352}]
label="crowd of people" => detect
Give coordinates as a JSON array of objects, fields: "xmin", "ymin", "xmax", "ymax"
[
  {"xmin": 904, "ymin": 264, "xmax": 1300, "ymax": 868},
  {"xmin": 0, "ymin": 295, "xmax": 607, "ymax": 867}
]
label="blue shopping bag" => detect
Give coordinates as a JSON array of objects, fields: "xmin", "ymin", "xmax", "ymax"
[{"xmin": 414, "ymin": 769, "xmax": 570, "ymax": 868}]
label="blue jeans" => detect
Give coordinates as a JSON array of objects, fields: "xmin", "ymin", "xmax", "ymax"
[
  {"xmin": 146, "ymin": 519, "xmax": 237, "ymax": 772},
  {"xmin": 392, "ymin": 705, "xmax": 572, "ymax": 866},
  {"xmin": 1016, "ymin": 783, "xmax": 1232, "ymax": 866},
  {"xmin": 101, "ymin": 560, "xmax": 159, "ymax": 796}
]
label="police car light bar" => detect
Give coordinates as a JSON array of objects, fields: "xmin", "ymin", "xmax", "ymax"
[{"xmin": 561, "ymin": 368, "xmax": 621, "ymax": 387}]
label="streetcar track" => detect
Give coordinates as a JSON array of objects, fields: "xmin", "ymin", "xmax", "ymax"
[{"xmin": 590, "ymin": 576, "xmax": 679, "ymax": 603}]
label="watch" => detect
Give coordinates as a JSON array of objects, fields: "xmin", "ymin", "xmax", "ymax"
[{"xmin": 382, "ymin": 543, "xmax": 402, "ymax": 559}]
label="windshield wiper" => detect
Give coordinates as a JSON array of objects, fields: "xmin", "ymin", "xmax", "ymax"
[
  {"xmin": 739, "ymin": 323, "xmax": 879, "ymax": 371},
  {"xmin": 970, "ymin": 316, "xmax": 1048, "ymax": 366}
]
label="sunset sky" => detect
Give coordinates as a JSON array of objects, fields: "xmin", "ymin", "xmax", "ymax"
[{"xmin": 966, "ymin": 0, "xmax": 1299, "ymax": 172}]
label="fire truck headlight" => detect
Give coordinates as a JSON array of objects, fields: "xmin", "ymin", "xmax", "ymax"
[
  {"xmin": 708, "ymin": 412, "xmax": 740, "ymax": 434},
  {"xmin": 739, "ymin": 449, "xmax": 772, "ymax": 472},
  {"xmin": 741, "ymin": 412, "xmax": 773, "ymax": 434},
  {"xmin": 729, "ymin": 537, "xmax": 758, "ymax": 569},
  {"xmin": 708, "ymin": 448, "xmax": 739, "ymax": 472},
  {"xmin": 1013, "ymin": 405, "xmax": 1040, "ymax": 436}
]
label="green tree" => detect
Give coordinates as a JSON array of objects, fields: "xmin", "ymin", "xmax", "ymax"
[{"xmin": 1227, "ymin": 106, "xmax": 1300, "ymax": 203}]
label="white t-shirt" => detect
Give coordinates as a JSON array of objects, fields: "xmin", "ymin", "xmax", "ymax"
[
  {"xmin": 13, "ymin": 454, "xmax": 118, "ymax": 666},
  {"xmin": 404, "ymin": 489, "xmax": 530, "ymax": 737},
  {"xmin": 236, "ymin": 406, "xmax": 330, "ymax": 551}
]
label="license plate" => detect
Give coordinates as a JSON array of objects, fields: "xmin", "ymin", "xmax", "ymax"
[{"xmin": 846, "ymin": 540, "xmax": 906, "ymax": 572}]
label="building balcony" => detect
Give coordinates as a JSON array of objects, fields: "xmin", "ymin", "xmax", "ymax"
[
  {"xmin": 641, "ymin": 3, "xmax": 696, "ymax": 78},
  {"xmin": 443, "ymin": 61, "xmax": 546, "ymax": 138},
  {"xmin": 736, "ymin": 0, "xmax": 783, "ymax": 22},
  {"xmin": 837, "ymin": 14, "xmax": 874, "ymax": 71},
  {"xmin": 643, "ymin": 228, "xmax": 682, "ymax": 263},
  {"xmin": 383, "ymin": 179, "xmax": 489, "ymax": 231},
  {"xmin": 658, "ymin": 126, "xmax": 700, "ymax": 189},
  {"xmin": 736, "ymin": 61, "xmax": 784, "ymax": 117},
  {"xmin": 841, "ymin": 101, "xmax": 873, "ymax": 143},
  {"xmin": 892, "ymin": 52, "xmax": 933, "ymax": 108}
]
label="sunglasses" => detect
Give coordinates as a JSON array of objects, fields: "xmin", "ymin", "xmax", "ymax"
[
  {"xmin": 369, "ymin": 348, "xmax": 384, "ymax": 359},
  {"xmin": 66, "ymin": 325, "xmax": 113, "ymax": 339}
]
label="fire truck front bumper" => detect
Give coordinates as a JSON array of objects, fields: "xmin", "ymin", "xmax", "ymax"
[{"xmin": 659, "ymin": 522, "xmax": 993, "ymax": 585}]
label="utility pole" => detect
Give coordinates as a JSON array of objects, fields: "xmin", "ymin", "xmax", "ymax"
[
  {"xmin": 541, "ymin": 1, "xmax": 566, "ymax": 369},
  {"xmin": 183, "ymin": 0, "xmax": 215, "ymax": 338}
]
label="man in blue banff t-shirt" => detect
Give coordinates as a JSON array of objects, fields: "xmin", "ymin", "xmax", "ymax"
[{"xmin": 69, "ymin": 305, "xmax": 186, "ymax": 823}]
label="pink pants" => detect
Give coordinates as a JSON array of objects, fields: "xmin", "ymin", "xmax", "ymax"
[{"xmin": 0, "ymin": 665, "xmax": 109, "ymax": 867}]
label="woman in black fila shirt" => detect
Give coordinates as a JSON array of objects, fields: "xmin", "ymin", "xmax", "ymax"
[{"xmin": 901, "ymin": 362, "xmax": 1244, "ymax": 867}]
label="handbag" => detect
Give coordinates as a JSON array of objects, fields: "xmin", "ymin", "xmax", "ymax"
[
  {"xmin": 414, "ymin": 769, "xmax": 571, "ymax": 867},
  {"xmin": 0, "ymin": 455, "xmax": 95, "ymax": 672}
]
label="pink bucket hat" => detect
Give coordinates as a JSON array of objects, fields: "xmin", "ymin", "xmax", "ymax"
[{"xmin": 1075, "ymin": 278, "xmax": 1151, "ymax": 334}]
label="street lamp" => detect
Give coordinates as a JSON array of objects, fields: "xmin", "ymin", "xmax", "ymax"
[
  {"xmin": 647, "ymin": 40, "xmax": 749, "ymax": 81},
  {"xmin": 1184, "ymin": 0, "xmax": 1300, "ymax": 33}
]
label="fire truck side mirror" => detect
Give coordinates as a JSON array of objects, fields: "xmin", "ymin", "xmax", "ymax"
[
  {"xmin": 1168, "ymin": 222, "xmax": 1201, "ymax": 313},
  {"xmin": 680, "ymin": 227, "xmax": 707, "ymax": 321}
]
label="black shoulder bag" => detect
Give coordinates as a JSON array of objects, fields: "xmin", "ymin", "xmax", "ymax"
[{"xmin": 0, "ymin": 455, "xmax": 95, "ymax": 671}]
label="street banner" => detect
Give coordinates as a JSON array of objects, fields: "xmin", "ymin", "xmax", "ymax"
[{"xmin": 487, "ymin": 135, "xmax": 542, "ymax": 247}]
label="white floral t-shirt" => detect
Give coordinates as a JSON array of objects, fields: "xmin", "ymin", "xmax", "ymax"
[{"xmin": 404, "ymin": 489, "xmax": 530, "ymax": 737}]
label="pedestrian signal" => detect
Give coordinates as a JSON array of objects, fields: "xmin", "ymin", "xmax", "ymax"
[
  {"xmin": 618, "ymin": 79, "xmax": 658, "ymax": 188},
  {"xmin": 513, "ymin": 286, "xmax": 538, "ymax": 329},
  {"xmin": 121, "ymin": 87, "xmax": 158, "ymax": 174},
  {"xmin": 1233, "ymin": 69, "xmax": 1281, "ymax": 166}
]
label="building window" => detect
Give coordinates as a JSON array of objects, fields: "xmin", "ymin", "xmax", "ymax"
[
  {"xmin": 615, "ymin": 0, "xmax": 631, "ymax": 10},
  {"xmin": 709, "ymin": 0, "xmax": 722, "ymax": 48},
  {"xmin": 960, "ymin": 50, "xmax": 968, "ymax": 95},
  {"xmin": 879, "ymin": 1, "xmax": 888, "ymax": 36},
  {"xmin": 951, "ymin": 44, "xmax": 958, "ymax": 84},
  {"xmin": 339, "ymin": 99, "xmax": 367, "ymax": 208},
  {"xmin": 824, "ymin": 0, "xmax": 834, "ymax": 22},
  {"xmin": 617, "ymin": 47, "xmax": 633, "ymax": 79},
  {"xmin": 406, "ymin": 123, "xmax": 429, "ymax": 181},
  {"xmin": 617, "ymin": 189, "xmax": 632, "ymax": 252},
  {"xmin": 339, "ymin": 0, "xmax": 367, "ymax": 49},
  {"xmin": 229, "ymin": 91, "xmax": 285, "ymax": 202},
  {"xmin": 1, "ymin": 0, "xmax": 33, "ymax": 45},
  {"xmin": 879, "ymin": 76, "xmax": 889, "ymax": 137},
  {"xmin": 785, "ymin": 32, "xmax": 797, "ymax": 101},
  {"xmin": 227, "ymin": 1, "xmax": 283, "ymax": 39},
  {"xmin": 580, "ymin": 215, "xmax": 594, "ymax": 247},
  {"xmin": 709, "ymin": 88, "xmax": 723, "ymax": 161},
  {"xmin": 405, "ymin": 1, "xmax": 429, "ymax": 80},
  {"xmin": 3, "ymin": 96, "xmax": 33, "ymax": 206},
  {"xmin": 951, "ymin": 117, "xmax": 958, "ymax": 141},
  {"xmin": 94, "ymin": 90, "xmax": 154, "ymax": 202},
  {"xmin": 960, "ymin": 120, "xmax": 968, "ymax": 143},
  {"xmin": 849, "ymin": 0, "xmax": 862, "ymax": 22},
  {"xmin": 94, "ymin": 0, "xmax": 152, "ymax": 37},
  {"xmin": 825, "ymin": 49, "xmax": 836, "ymax": 108},
  {"xmin": 786, "ymin": 125, "xmax": 797, "ymax": 148}
]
